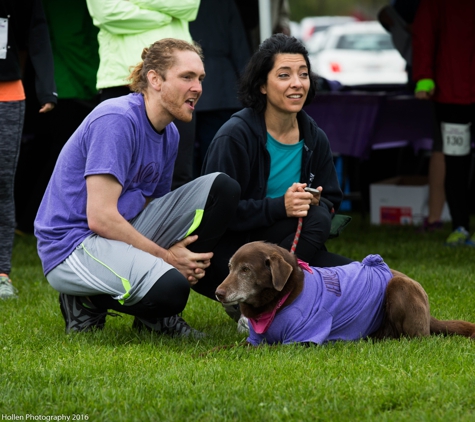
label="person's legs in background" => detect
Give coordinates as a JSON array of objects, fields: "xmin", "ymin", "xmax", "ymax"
[
  {"xmin": 0, "ymin": 101, "xmax": 25, "ymax": 299},
  {"xmin": 445, "ymin": 152, "xmax": 472, "ymax": 243},
  {"xmin": 426, "ymin": 150, "xmax": 445, "ymax": 227},
  {"xmin": 436, "ymin": 102, "xmax": 475, "ymax": 246},
  {"xmin": 419, "ymin": 102, "xmax": 445, "ymax": 232},
  {"xmin": 15, "ymin": 98, "xmax": 96, "ymax": 233}
]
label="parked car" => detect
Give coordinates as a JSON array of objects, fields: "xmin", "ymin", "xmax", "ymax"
[
  {"xmin": 289, "ymin": 20, "xmax": 301, "ymax": 40},
  {"xmin": 309, "ymin": 21, "xmax": 408, "ymax": 87},
  {"xmin": 300, "ymin": 15, "xmax": 357, "ymax": 43}
]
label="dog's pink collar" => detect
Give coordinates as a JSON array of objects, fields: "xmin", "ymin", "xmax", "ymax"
[
  {"xmin": 297, "ymin": 259, "xmax": 313, "ymax": 273},
  {"xmin": 249, "ymin": 290, "xmax": 293, "ymax": 334},
  {"xmin": 249, "ymin": 259, "xmax": 312, "ymax": 334}
]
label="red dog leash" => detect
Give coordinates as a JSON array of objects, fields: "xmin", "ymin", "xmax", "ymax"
[
  {"xmin": 290, "ymin": 217, "xmax": 303, "ymax": 254},
  {"xmin": 290, "ymin": 193, "xmax": 335, "ymax": 254}
]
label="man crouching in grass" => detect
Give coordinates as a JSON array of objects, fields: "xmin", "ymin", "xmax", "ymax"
[{"xmin": 34, "ymin": 38, "xmax": 240, "ymax": 338}]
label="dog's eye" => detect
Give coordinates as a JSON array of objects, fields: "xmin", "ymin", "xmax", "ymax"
[{"xmin": 241, "ymin": 266, "xmax": 250, "ymax": 273}]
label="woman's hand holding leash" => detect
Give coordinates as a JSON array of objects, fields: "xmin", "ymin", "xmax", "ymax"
[{"xmin": 284, "ymin": 183, "xmax": 312, "ymax": 217}]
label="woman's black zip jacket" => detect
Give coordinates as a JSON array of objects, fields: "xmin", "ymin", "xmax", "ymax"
[{"xmin": 202, "ymin": 107, "xmax": 343, "ymax": 232}]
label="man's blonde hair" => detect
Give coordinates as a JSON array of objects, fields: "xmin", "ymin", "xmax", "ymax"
[{"xmin": 128, "ymin": 38, "xmax": 204, "ymax": 93}]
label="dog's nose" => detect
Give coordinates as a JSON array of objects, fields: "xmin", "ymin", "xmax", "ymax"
[{"xmin": 215, "ymin": 288, "xmax": 226, "ymax": 302}]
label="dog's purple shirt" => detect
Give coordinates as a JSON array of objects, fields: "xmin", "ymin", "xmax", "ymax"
[{"xmin": 247, "ymin": 254, "xmax": 392, "ymax": 345}]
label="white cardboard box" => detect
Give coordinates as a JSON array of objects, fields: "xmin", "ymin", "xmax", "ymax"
[{"xmin": 370, "ymin": 175, "xmax": 451, "ymax": 225}]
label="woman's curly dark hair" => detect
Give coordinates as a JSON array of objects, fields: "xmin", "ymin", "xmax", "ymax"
[{"xmin": 238, "ymin": 33, "xmax": 318, "ymax": 114}]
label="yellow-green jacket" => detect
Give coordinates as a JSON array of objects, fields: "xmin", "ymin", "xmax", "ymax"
[{"xmin": 86, "ymin": 0, "xmax": 200, "ymax": 90}]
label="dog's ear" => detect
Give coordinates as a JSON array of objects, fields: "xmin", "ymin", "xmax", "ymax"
[{"xmin": 267, "ymin": 252, "xmax": 293, "ymax": 291}]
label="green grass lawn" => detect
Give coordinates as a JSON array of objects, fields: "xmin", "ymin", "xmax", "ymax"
[{"xmin": 1, "ymin": 213, "xmax": 475, "ymax": 421}]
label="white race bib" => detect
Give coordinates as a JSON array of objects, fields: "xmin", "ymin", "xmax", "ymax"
[
  {"xmin": 442, "ymin": 122, "xmax": 472, "ymax": 156},
  {"xmin": 0, "ymin": 17, "xmax": 8, "ymax": 60}
]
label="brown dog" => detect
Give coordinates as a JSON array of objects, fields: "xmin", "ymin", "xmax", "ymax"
[{"xmin": 215, "ymin": 241, "xmax": 475, "ymax": 345}]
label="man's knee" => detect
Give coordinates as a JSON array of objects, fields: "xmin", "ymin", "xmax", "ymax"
[
  {"xmin": 137, "ymin": 269, "xmax": 190, "ymax": 318},
  {"xmin": 209, "ymin": 173, "xmax": 241, "ymax": 199}
]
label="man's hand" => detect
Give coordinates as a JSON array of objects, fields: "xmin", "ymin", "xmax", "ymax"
[
  {"xmin": 284, "ymin": 183, "xmax": 313, "ymax": 217},
  {"xmin": 165, "ymin": 235, "xmax": 213, "ymax": 285},
  {"xmin": 415, "ymin": 79, "xmax": 435, "ymax": 100},
  {"xmin": 415, "ymin": 90, "xmax": 433, "ymax": 100},
  {"xmin": 86, "ymin": 175, "xmax": 211, "ymax": 285},
  {"xmin": 39, "ymin": 102, "xmax": 55, "ymax": 113}
]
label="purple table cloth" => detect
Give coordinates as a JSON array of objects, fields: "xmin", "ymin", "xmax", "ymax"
[{"xmin": 304, "ymin": 92, "xmax": 435, "ymax": 159}]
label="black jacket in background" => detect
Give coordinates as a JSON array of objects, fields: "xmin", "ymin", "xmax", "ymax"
[
  {"xmin": 0, "ymin": 0, "xmax": 57, "ymax": 105},
  {"xmin": 202, "ymin": 107, "xmax": 343, "ymax": 232},
  {"xmin": 189, "ymin": 0, "xmax": 251, "ymax": 112}
]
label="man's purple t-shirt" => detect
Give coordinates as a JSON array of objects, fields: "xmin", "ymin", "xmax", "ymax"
[
  {"xmin": 34, "ymin": 93, "xmax": 179, "ymax": 275},
  {"xmin": 247, "ymin": 254, "xmax": 393, "ymax": 345}
]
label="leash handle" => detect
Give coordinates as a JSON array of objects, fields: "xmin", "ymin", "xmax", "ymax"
[{"xmin": 290, "ymin": 217, "xmax": 303, "ymax": 254}]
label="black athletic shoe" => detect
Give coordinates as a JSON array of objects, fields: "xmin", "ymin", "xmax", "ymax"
[
  {"xmin": 222, "ymin": 303, "xmax": 241, "ymax": 322},
  {"xmin": 132, "ymin": 314, "xmax": 205, "ymax": 339},
  {"xmin": 59, "ymin": 293, "xmax": 111, "ymax": 333}
]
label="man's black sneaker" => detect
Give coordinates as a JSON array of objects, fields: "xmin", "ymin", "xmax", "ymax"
[
  {"xmin": 59, "ymin": 293, "xmax": 113, "ymax": 333},
  {"xmin": 132, "ymin": 314, "xmax": 205, "ymax": 339}
]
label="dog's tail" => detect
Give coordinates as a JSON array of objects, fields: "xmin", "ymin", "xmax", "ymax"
[{"xmin": 430, "ymin": 317, "xmax": 475, "ymax": 339}]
